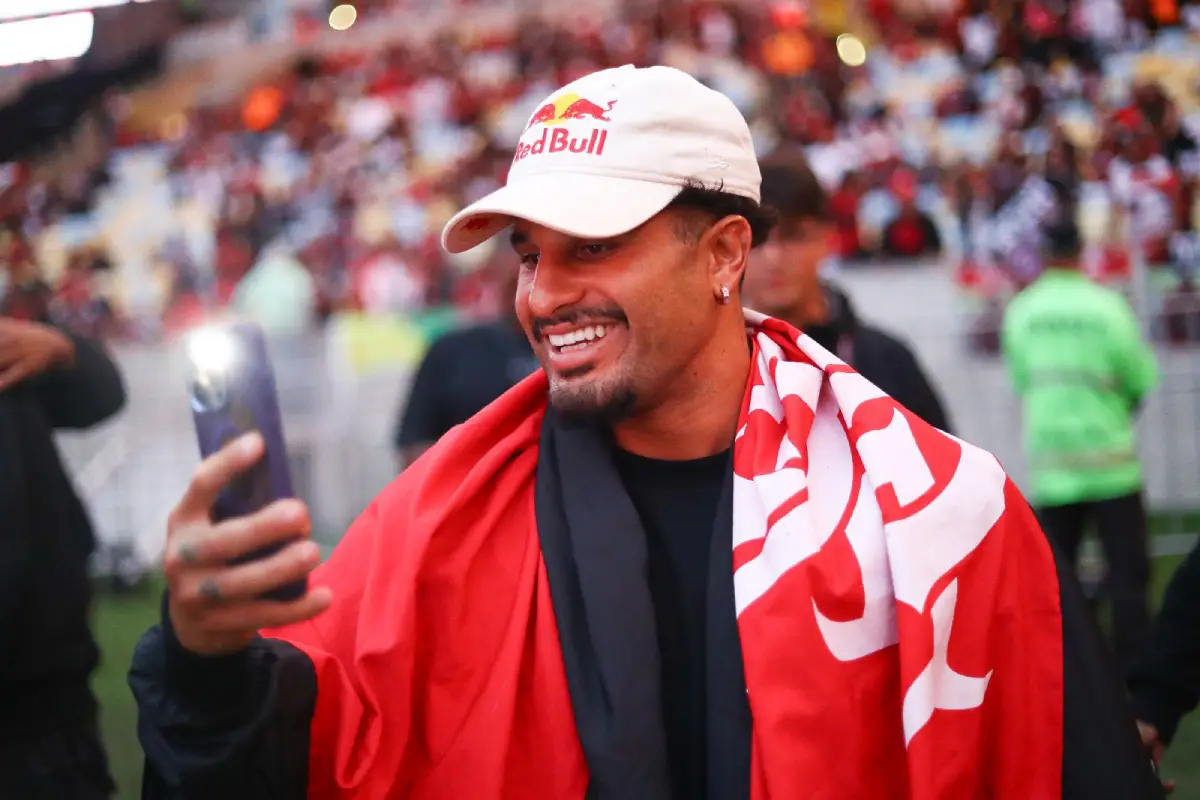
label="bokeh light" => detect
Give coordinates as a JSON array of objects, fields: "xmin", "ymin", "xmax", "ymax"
[
  {"xmin": 329, "ymin": 3, "xmax": 357, "ymax": 31},
  {"xmin": 836, "ymin": 33, "xmax": 867, "ymax": 67}
]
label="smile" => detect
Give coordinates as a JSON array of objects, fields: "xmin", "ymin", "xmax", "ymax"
[
  {"xmin": 541, "ymin": 323, "xmax": 622, "ymax": 374},
  {"xmin": 547, "ymin": 325, "xmax": 610, "ymax": 353}
]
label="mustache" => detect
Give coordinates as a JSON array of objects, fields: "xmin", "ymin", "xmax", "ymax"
[{"xmin": 531, "ymin": 307, "xmax": 628, "ymax": 341}]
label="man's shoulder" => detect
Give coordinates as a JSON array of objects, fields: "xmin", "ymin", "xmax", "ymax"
[
  {"xmin": 1007, "ymin": 277, "xmax": 1070, "ymax": 312},
  {"xmin": 424, "ymin": 322, "xmax": 503, "ymax": 356},
  {"xmin": 853, "ymin": 323, "xmax": 917, "ymax": 362}
]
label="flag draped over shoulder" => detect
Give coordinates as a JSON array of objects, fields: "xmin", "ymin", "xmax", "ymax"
[{"xmin": 264, "ymin": 310, "xmax": 1065, "ymax": 799}]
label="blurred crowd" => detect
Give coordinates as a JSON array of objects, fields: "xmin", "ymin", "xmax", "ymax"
[{"xmin": 1, "ymin": 0, "xmax": 1199, "ymax": 344}]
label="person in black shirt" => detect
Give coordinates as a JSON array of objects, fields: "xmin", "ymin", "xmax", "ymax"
[
  {"xmin": 0, "ymin": 315, "xmax": 126, "ymax": 799},
  {"xmin": 1130, "ymin": 538, "xmax": 1200, "ymax": 787},
  {"xmin": 394, "ymin": 264, "xmax": 537, "ymax": 469},
  {"xmin": 746, "ymin": 152, "xmax": 953, "ymax": 432}
]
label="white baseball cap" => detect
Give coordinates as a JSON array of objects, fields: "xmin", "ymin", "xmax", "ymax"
[{"xmin": 441, "ymin": 65, "xmax": 761, "ymax": 254}]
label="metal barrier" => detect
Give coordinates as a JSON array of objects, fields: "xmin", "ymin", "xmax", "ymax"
[
  {"xmin": 837, "ymin": 265, "xmax": 1200, "ymax": 516},
  {"xmin": 61, "ymin": 262, "xmax": 1200, "ymax": 566},
  {"xmin": 61, "ymin": 329, "xmax": 416, "ymax": 566}
]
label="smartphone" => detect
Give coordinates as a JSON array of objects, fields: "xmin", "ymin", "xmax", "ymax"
[{"xmin": 185, "ymin": 322, "xmax": 307, "ymax": 602}]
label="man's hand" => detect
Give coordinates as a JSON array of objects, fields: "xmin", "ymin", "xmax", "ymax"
[
  {"xmin": 165, "ymin": 432, "xmax": 333, "ymax": 655},
  {"xmin": 1138, "ymin": 721, "xmax": 1176, "ymax": 794},
  {"xmin": 0, "ymin": 318, "xmax": 74, "ymax": 391}
]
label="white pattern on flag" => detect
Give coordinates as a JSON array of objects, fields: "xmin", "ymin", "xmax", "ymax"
[
  {"xmin": 874, "ymin": 438, "xmax": 1006, "ymax": 615},
  {"xmin": 857, "ymin": 411, "xmax": 936, "ymax": 507},
  {"xmin": 731, "ymin": 474, "xmax": 769, "ymax": 549},
  {"xmin": 733, "ymin": 319, "xmax": 1009, "ymax": 753},
  {"xmin": 901, "ymin": 579, "xmax": 994, "ymax": 744},
  {"xmin": 773, "ymin": 359, "xmax": 823, "ymax": 412},
  {"xmin": 813, "ymin": 468, "xmax": 898, "ymax": 661},
  {"xmin": 828, "ymin": 369, "xmax": 890, "ymax": 427},
  {"xmin": 733, "ymin": 399, "xmax": 850, "ymax": 616}
]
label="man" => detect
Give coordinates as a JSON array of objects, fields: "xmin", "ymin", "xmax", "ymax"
[
  {"xmin": 0, "ymin": 315, "xmax": 125, "ymax": 798},
  {"xmin": 1130, "ymin": 538, "xmax": 1200, "ymax": 788},
  {"xmin": 130, "ymin": 66, "xmax": 1161, "ymax": 798},
  {"xmin": 394, "ymin": 258, "xmax": 536, "ymax": 468},
  {"xmin": 1108, "ymin": 120, "xmax": 1179, "ymax": 265},
  {"xmin": 1001, "ymin": 221, "xmax": 1158, "ymax": 672},
  {"xmin": 231, "ymin": 234, "xmax": 318, "ymax": 340},
  {"xmin": 879, "ymin": 193, "xmax": 943, "ymax": 259},
  {"xmin": 747, "ymin": 152, "xmax": 952, "ymax": 432}
]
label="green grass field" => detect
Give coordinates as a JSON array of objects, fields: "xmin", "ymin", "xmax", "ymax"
[{"xmin": 92, "ymin": 557, "xmax": 1200, "ymax": 799}]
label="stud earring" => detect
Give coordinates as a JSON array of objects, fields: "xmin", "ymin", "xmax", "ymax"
[{"xmin": 719, "ymin": 285, "xmax": 731, "ymax": 305}]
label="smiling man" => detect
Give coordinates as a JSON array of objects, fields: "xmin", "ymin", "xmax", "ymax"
[{"xmin": 130, "ymin": 66, "xmax": 1160, "ymax": 799}]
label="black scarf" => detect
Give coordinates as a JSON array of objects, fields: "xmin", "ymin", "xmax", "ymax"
[{"xmin": 534, "ymin": 408, "xmax": 752, "ymax": 800}]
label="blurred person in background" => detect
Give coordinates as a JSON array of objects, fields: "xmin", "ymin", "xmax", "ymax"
[
  {"xmin": 231, "ymin": 233, "xmax": 318, "ymax": 339},
  {"xmin": 1, "ymin": 220, "xmax": 53, "ymax": 323},
  {"xmin": 1001, "ymin": 219, "xmax": 1158, "ymax": 671},
  {"xmin": 0, "ymin": 310, "xmax": 126, "ymax": 797},
  {"xmin": 1129, "ymin": 536, "xmax": 1200, "ymax": 789},
  {"xmin": 749, "ymin": 152, "xmax": 953, "ymax": 431},
  {"xmin": 879, "ymin": 190, "xmax": 944, "ymax": 258},
  {"xmin": 1108, "ymin": 118, "xmax": 1180, "ymax": 264},
  {"xmin": 393, "ymin": 250, "xmax": 535, "ymax": 469},
  {"xmin": 130, "ymin": 65, "xmax": 1161, "ymax": 800}
]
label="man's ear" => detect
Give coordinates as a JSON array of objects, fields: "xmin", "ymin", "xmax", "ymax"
[{"xmin": 702, "ymin": 214, "xmax": 753, "ymax": 297}]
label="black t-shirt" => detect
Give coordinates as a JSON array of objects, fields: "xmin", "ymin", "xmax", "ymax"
[
  {"xmin": 612, "ymin": 446, "xmax": 731, "ymax": 800},
  {"xmin": 394, "ymin": 321, "xmax": 538, "ymax": 450}
]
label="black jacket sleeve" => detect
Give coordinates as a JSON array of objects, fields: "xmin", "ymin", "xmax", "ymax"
[
  {"xmin": 0, "ymin": 394, "xmax": 33, "ymax": 650},
  {"xmin": 33, "ymin": 333, "xmax": 126, "ymax": 429},
  {"xmin": 128, "ymin": 596, "xmax": 317, "ymax": 799},
  {"xmin": 1055, "ymin": 539, "xmax": 1165, "ymax": 798},
  {"xmin": 1129, "ymin": 542, "xmax": 1200, "ymax": 746}
]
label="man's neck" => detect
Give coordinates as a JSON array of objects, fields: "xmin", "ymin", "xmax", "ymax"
[{"xmin": 612, "ymin": 317, "xmax": 751, "ymax": 461}]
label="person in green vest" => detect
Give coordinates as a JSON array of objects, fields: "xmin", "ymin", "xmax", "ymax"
[{"xmin": 1002, "ymin": 218, "xmax": 1159, "ymax": 672}]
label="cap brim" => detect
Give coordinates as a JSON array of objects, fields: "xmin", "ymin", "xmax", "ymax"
[{"xmin": 441, "ymin": 172, "xmax": 683, "ymax": 254}]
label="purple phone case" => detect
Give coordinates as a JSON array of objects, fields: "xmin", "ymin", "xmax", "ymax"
[{"xmin": 188, "ymin": 322, "xmax": 306, "ymax": 602}]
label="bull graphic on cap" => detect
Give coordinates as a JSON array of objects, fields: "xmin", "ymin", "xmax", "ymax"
[{"xmin": 526, "ymin": 96, "xmax": 618, "ymax": 130}]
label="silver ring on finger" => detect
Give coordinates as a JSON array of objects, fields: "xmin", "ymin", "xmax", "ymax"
[
  {"xmin": 177, "ymin": 540, "xmax": 200, "ymax": 565},
  {"xmin": 199, "ymin": 578, "xmax": 223, "ymax": 604}
]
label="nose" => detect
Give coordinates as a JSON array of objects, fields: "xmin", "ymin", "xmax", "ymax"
[{"xmin": 526, "ymin": 257, "xmax": 586, "ymax": 320}]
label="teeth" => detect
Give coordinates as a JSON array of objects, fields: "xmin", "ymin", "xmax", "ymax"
[{"xmin": 547, "ymin": 325, "xmax": 610, "ymax": 349}]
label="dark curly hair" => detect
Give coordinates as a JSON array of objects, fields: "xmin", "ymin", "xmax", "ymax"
[{"xmin": 665, "ymin": 179, "xmax": 778, "ymax": 248}]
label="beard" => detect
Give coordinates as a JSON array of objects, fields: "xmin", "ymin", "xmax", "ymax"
[{"xmin": 546, "ymin": 366, "xmax": 639, "ymax": 425}]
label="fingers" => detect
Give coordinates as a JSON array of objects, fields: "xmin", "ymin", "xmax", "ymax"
[
  {"xmin": 171, "ymin": 432, "xmax": 265, "ymax": 523},
  {"xmin": 1137, "ymin": 721, "xmax": 1158, "ymax": 747},
  {"xmin": 173, "ymin": 539, "xmax": 322, "ymax": 609},
  {"xmin": 165, "ymin": 498, "xmax": 310, "ymax": 573},
  {"xmin": 169, "ymin": 586, "xmax": 333, "ymax": 654},
  {"xmin": 202, "ymin": 587, "xmax": 334, "ymax": 633}
]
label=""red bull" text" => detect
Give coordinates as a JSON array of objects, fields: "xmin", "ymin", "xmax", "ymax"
[{"xmin": 512, "ymin": 128, "xmax": 609, "ymax": 164}]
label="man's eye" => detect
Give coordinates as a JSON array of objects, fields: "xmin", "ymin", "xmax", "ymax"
[
  {"xmin": 578, "ymin": 243, "xmax": 611, "ymax": 258},
  {"xmin": 519, "ymin": 253, "xmax": 539, "ymax": 268}
]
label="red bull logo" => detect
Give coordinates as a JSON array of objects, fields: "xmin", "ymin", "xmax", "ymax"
[
  {"xmin": 524, "ymin": 92, "xmax": 618, "ymax": 130},
  {"xmin": 512, "ymin": 128, "xmax": 609, "ymax": 164},
  {"xmin": 513, "ymin": 91, "xmax": 616, "ymax": 165}
]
